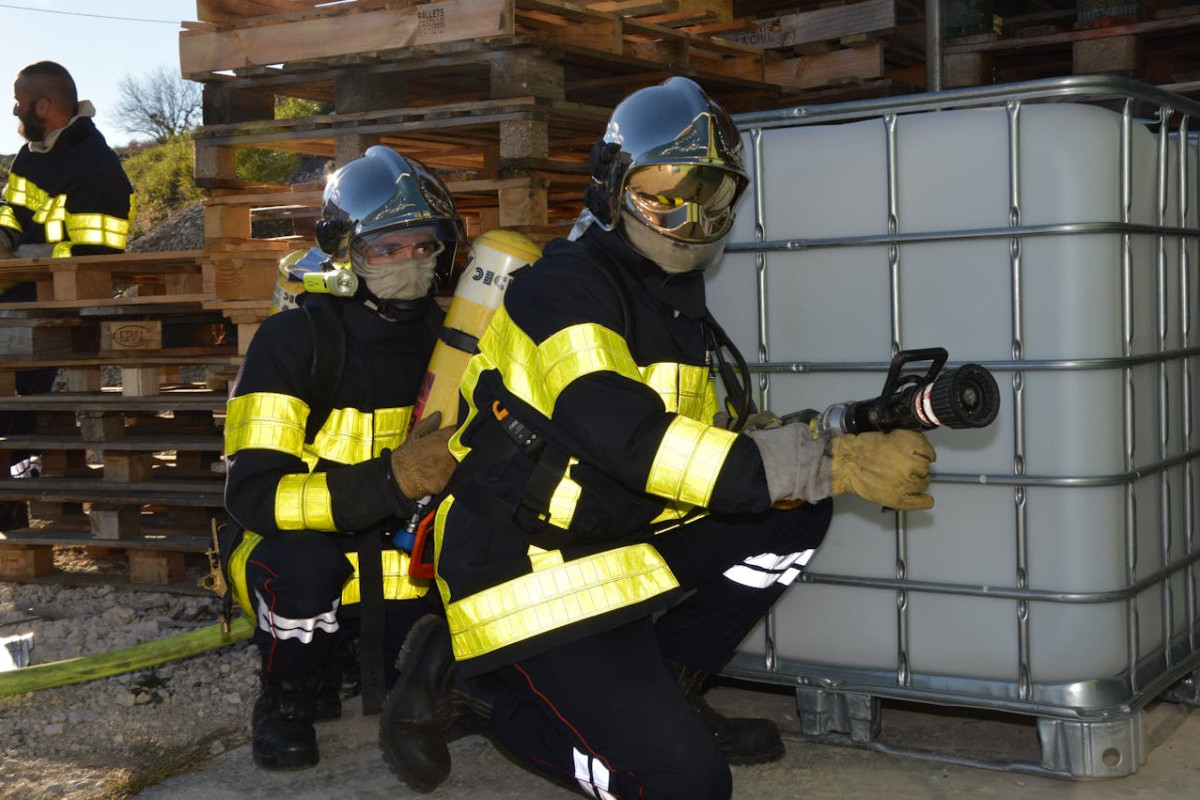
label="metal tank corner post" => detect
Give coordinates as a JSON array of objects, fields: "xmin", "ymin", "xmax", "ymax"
[{"xmin": 711, "ymin": 75, "xmax": 1200, "ymax": 779}]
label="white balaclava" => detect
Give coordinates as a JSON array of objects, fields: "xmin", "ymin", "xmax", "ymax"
[{"xmin": 352, "ymin": 241, "xmax": 444, "ymax": 301}]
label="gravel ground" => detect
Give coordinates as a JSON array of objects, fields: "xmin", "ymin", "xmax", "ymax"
[{"xmin": 0, "ymin": 555, "xmax": 257, "ymax": 800}]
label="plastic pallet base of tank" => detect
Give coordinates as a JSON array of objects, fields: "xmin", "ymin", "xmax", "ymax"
[{"xmin": 792, "ymin": 683, "xmax": 1148, "ymax": 779}]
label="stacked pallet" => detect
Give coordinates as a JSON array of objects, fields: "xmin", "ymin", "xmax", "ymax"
[
  {"xmin": 0, "ymin": 252, "xmax": 235, "ymax": 590},
  {"xmin": 942, "ymin": 1, "xmax": 1200, "ymax": 90}
]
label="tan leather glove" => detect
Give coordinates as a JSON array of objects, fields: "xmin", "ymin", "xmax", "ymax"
[
  {"xmin": 390, "ymin": 411, "xmax": 457, "ymax": 500},
  {"xmin": 830, "ymin": 429, "xmax": 936, "ymax": 510}
]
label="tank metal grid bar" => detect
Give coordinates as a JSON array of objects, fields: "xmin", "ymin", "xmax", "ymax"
[{"xmin": 730, "ymin": 75, "xmax": 1200, "ymax": 731}]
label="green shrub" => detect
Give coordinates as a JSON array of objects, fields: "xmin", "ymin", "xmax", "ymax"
[
  {"xmin": 122, "ymin": 136, "xmax": 202, "ymax": 236},
  {"xmin": 236, "ymin": 97, "xmax": 330, "ymax": 184}
]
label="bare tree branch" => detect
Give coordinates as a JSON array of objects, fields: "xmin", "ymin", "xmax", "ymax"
[{"xmin": 115, "ymin": 67, "xmax": 201, "ymax": 143}]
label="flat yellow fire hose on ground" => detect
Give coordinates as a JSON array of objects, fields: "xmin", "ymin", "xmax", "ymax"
[{"xmin": 0, "ymin": 614, "xmax": 252, "ymax": 697}]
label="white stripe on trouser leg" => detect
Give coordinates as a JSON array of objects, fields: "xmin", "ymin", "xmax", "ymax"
[
  {"xmin": 572, "ymin": 747, "xmax": 617, "ymax": 800},
  {"xmin": 723, "ymin": 549, "xmax": 816, "ymax": 589},
  {"xmin": 255, "ymin": 590, "xmax": 340, "ymax": 642}
]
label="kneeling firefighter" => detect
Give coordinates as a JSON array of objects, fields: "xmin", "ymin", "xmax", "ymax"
[
  {"xmin": 379, "ymin": 77, "xmax": 937, "ymax": 798},
  {"xmin": 221, "ymin": 146, "xmax": 464, "ymax": 771}
]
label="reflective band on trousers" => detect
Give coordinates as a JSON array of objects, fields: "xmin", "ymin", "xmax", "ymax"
[
  {"xmin": 228, "ymin": 531, "xmax": 428, "ymax": 619},
  {"xmin": 443, "ymin": 540, "xmax": 680, "ymax": 661},
  {"xmin": 723, "ymin": 549, "xmax": 816, "ymax": 589},
  {"xmin": 255, "ymin": 590, "xmax": 339, "ymax": 643}
]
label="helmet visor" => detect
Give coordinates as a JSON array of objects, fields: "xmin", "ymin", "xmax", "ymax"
[{"xmin": 623, "ymin": 164, "xmax": 745, "ymax": 244}]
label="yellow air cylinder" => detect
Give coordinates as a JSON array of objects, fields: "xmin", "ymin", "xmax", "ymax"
[{"xmin": 413, "ymin": 229, "xmax": 542, "ymax": 426}]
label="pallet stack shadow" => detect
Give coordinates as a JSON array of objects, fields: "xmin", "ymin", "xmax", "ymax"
[{"xmin": 0, "ymin": 252, "xmax": 236, "ymax": 589}]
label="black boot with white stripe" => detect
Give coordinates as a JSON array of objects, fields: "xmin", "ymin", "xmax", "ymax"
[{"xmin": 670, "ymin": 661, "xmax": 785, "ymax": 765}]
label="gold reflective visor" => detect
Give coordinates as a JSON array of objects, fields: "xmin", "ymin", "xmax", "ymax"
[{"xmin": 623, "ymin": 164, "xmax": 745, "ymax": 244}]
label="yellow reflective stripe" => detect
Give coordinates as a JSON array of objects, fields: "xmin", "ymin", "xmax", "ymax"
[
  {"xmin": 227, "ymin": 531, "xmax": 429, "ymax": 613},
  {"xmin": 481, "ymin": 308, "xmax": 640, "ymax": 417},
  {"xmin": 528, "ymin": 545, "xmax": 565, "ymax": 571},
  {"xmin": 641, "ymin": 363, "xmax": 714, "ymax": 421},
  {"xmin": 373, "ymin": 406, "xmax": 412, "ymax": 454},
  {"xmin": 275, "ymin": 473, "xmax": 335, "ymax": 530},
  {"xmin": 309, "ymin": 405, "xmax": 413, "ymax": 464},
  {"xmin": 0, "ymin": 204, "xmax": 20, "ymax": 233},
  {"xmin": 342, "ymin": 550, "xmax": 429, "ymax": 604},
  {"xmin": 652, "ymin": 501, "xmax": 698, "ymax": 524},
  {"xmin": 2, "ymin": 174, "xmax": 41, "ymax": 209},
  {"xmin": 62, "ymin": 210, "xmax": 133, "ymax": 249},
  {"xmin": 225, "ymin": 392, "xmax": 308, "ymax": 458},
  {"xmin": 444, "ymin": 543, "xmax": 679, "ymax": 661},
  {"xmin": 547, "ymin": 458, "xmax": 581, "ymax": 530},
  {"xmin": 3, "ymin": 176, "xmax": 134, "ymax": 250},
  {"xmin": 228, "ymin": 530, "xmax": 263, "ymax": 617},
  {"xmin": 449, "ymin": 354, "xmax": 490, "ymax": 461},
  {"xmin": 645, "ymin": 416, "xmax": 737, "ymax": 507},
  {"xmin": 225, "ymin": 392, "xmax": 307, "ymax": 458}
]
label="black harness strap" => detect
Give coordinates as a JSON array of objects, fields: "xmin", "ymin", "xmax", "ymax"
[
  {"xmin": 299, "ymin": 294, "xmax": 389, "ymax": 715},
  {"xmin": 356, "ymin": 530, "xmax": 387, "ymax": 715},
  {"xmin": 301, "ymin": 293, "xmax": 347, "ymax": 442}
]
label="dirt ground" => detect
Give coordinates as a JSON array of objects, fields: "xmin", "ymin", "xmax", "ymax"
[
  {"xmin": 0, "ymin": 550, "xmax": 255, "ymax": 800},
  {"xmin": 4, "ymin": 548, "xmax": 1200, "ymax": 800}
]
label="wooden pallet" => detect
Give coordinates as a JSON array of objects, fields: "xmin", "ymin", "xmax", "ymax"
[
  {"xmin": 181, "ymin": 0, "xmax": 764, "ymax": 84},
  {"xmin": 943, "ymin": 6, "xmax": 1200, "ymax": 89},
  {"xmin": 0, "ymin": 251, "xmax": 210, "ymax": 304},
  {"xmin": 0, "ymin": 525, "xmax": 215, "ymax": 590}
]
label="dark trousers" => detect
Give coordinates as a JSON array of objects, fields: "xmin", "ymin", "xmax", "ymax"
[
  {"xmin": 241, "ymin": 530, "xmax": 436, "ymax": 684},
  {"xmin": 488, "ymin": 500, "xmax": 832, "ymax": 800}
]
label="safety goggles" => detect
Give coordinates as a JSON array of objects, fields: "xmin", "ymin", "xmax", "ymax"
[
  {"xmin": 352, "ymin": 230, "xmax": 445, "ymax": 263},
  {"xmin": 622, "ymin": 164, "xmax": 746, "ymax": 244}
]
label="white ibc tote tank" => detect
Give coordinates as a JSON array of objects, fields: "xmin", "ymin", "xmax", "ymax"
[{"xmin": 708, "ymin": 76, "xmax": 1200, "ymax": 778}]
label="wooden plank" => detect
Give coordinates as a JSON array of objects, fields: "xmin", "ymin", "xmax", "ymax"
[
  {"xmin": 721, "ymin": 0, "xmax": 896, "ymax": 49},
  {"xmin": 766, "ymin": 43, "xmax": 885, "ymax": 90},
  {"xmin": 0, "ymin": 393, "xmax": 228, "ymax": 413},
  {"xmin": 0, "ymin": 545, "xmax": 54, "ymax": 580},
  {"xmin": 197, "ymin": 0, "xmax": 319, "ymax": 23},
  {"xmin": 0, "ymin": 529, "xmax": 212, "ymax": 551},
  {"xmin": 128, "ymin": 550, "xmax": 187, "ymax": 584},
  {"xmin": 0, "ymin": 478, "xmax": 224, "ymax": 507},
  {"xmin": 0, "ymin": 434, "xmax": 225, "ymax": 451},
  {"xmin": 100, "ymin": 321, "xmax": 164, "ymax": 351},
  {"xmin": 180, "ymin": 0, "xmax": 511, "ymax": 76}
]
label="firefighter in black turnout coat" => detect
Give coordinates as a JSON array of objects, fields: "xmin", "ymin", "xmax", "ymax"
[
  {"xmin": 381, "ymin": 78, "xmax": 938, "ymax": 799},
  {"xmin": 222, "ymin": 147, "xmax": 461, "ymax": 771}
]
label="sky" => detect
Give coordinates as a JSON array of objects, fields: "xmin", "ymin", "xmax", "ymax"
[{"xmin": 1, "ymin": 0, "xmax": 197, "ymax": 155}]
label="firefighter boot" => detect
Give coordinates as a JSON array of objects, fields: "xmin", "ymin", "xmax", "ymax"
[
  {"xmin": 671, "ymin": 661, "xmax": 785, "ymax": 765},
  {"xmin": 251, "ymin": 673, "xmax": 320, "ymax": 770},
  {"xmin": 379, "ymin": 614, "xmax": 490, "ymax": 792},
  {"xmin": 314, "ymin": 643, "xmax": 351, "ymax": 722}
]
